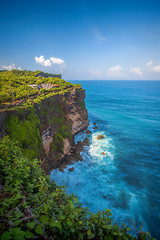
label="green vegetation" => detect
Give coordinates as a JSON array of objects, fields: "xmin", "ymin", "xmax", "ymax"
[
  {"xmin": 4, "ymin": 100, "xmax": 71, "ymax": 158},
  {"xmin": 0, "ymin": 137, "xmax": 155, "ymax": 240},
  {"xmin": 0, "ymin": 69, "xmax": 75, "ymax": 159},
  {"xmin": 0, "ymin": 70, "xmax": 155, "ymax": 239},
  {"xmin": 5, "ymin": 107, "xmax": 42, "ymax": 160},
  {"xmin": 0, "ymin": 70, "xmax": 77, "ymax": 109}
]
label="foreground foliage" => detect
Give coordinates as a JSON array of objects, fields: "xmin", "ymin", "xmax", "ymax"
[{"xmin": 0, "ymin": 137, "xmax": 155, "ymax": 240}]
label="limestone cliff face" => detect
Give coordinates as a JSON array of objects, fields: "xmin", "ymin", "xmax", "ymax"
[
  {"xmin": 0, "ymin": 88, "xmax": 89, "ymax": 173},
  {"xmin": 67, "ymin": 90, "xmax": 89, "ymax": 135},
  {"xmin": 37, "ymin": 88, "xmax": 89, "ymax": 172}
]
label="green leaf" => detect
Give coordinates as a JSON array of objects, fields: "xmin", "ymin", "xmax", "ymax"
[
  {"xmin": 67, "ymin": 220, "xmax": 72, "ymax": 226},
  {"xmin": 10, "ymin": 228, "xmax": 25, "ymax": 240},
  {"xmin": 57, "ymin": 221, "xmax": 62, "ymax": 229},
  {"xmin": 59, "ymin": 214, "xmax": 65, "ymax": 220},
  {"xmin": 1, "ymin": 231, "xmax": 12, "ymax": 240},
  {"xmin": 14, "ymin": 219, "xmax": 22, "ymax": 226},
  {"xmin": 40, "ymin": 215, "xmax": 49, "ymax": 224},
  {"xmin": 88, "ymin": 233, "xmax": 95, "ymax": 239},
  {"xmin": 35, "ymin": 224, "xmax": 43, "ymax": 235},
  {"xmin": 87, "ymin": 229, "xmax": 91, "ymax": 236},
  {"xmin": 106, "ymin": 225, "xmax": 112, "ymax": 230},
  {"xmin": 50, "ymin": 219, "xmax": 57, "ymax": 227},
  {"xmin": 25, "ymin": 231, "xmax": 34, "ymax": 239},
  {"xmin": 27, "ymin": 222, "xmax": 36, "ymax": 229}
]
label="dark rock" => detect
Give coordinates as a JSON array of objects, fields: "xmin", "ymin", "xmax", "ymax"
[
  {"xmin": 68, "ymin": 167, "xmax": 74, "ymax": 172},
  {"xmin": 85, "ymin": 130, "xmax": 92, "ymax": 134},
  {"xmin": 75, "ymin": 141, "xmax": 84, "ymax": 155},
  {"xmin": 93, "ymin": 126, "xmax": 98, "ymax": 129},
  {"xmin": 93, "ymin": 122, "xmax": 97, "ymax": 125},
  {"xmin": 83, "ymin": 138, "xmax": 90, "ymax": 146},
  {"xmin": 97, "ymin": 135, "xmax": 105, "ymax": 140}
]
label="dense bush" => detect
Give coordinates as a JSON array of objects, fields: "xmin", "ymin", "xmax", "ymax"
[
  {"xmin": 4, "ymin": 107, "xmax": 42, "ymax": 160},
  {"xmin": 0, "ymin": 137, "xmax": 155, "ymax": 240}
]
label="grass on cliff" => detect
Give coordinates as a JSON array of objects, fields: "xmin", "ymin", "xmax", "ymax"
[
  {"xmin": 0, "ymin": 137, "xmax": 155, "ymax": 240},
  {"xmin": 0, "ymin": 70, "xmax": 81, "ymax": 109}
]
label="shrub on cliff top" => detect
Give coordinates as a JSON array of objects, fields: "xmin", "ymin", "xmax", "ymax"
[
  {"xmin": 0, "ymin": 137, "xmax": 155, "ymax": 240},
  {"xmin": 0, "ymin": 70, "xmax": 77, "ymax": 108}
]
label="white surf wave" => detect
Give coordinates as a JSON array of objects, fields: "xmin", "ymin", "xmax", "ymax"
[{"xmin": 89, "ymin": 132, "xmax": 114, "ymax": 164}]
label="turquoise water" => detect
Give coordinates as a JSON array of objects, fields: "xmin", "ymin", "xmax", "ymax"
[{"xmin": 50, "ymin": 80, "xmax": 160, "ymax": 239}]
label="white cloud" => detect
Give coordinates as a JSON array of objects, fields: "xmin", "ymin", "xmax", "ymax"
[
  {"xmin": 2, "ymin": 63, "xmax": 22, "ymax": 71},
  {"xmin": 108, "ymin": 65, "xmax": 122, "ymax": 73},
  {"xmin": 35, "ymin": 55, "xmax": 65, "ymax": 67},
  {"xmin": 35, "ymin": 56, "xmax": 52, "ymax": 67},
  {"xmin": 18, "ymin": 67, "xmax": 22, "ymax": 70},
  {"xmin": 146, "ymin": 60, "xmax": 160, "ymax": 73},
  {"xmin": 2, "ymin": 64, "xmax": 16, "ymax": 70},
  {"xmin": 130, "ymin": 67, "xmax": 142, "ymax": 75},
  {"xmin": 147, "ymin": 60, "xmax": 152, "ymax": 67},
  {"xmin": 88, "ymin": 70, "xmax": 102, "ymax": 76},
  {"xmin": 50, "ymin": 57, "xmax": 64, "ymax": 65},
  {"xmin": 152, "ymin": 65, "xmax": 160, "ymax": 72}
]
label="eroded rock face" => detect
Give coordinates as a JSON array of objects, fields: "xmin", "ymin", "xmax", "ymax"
[
  {"xmin": 39, "ymin": 88, "xmax": 89, "ymax": 172},
  {"xmin": 63, "ymin": 138, "xmax": 71, "ymax": 155},
  {"xmin": 65, "ymin": 90, "xmax": 89, "ymax": 135},
  {"xmin": 42, "ymin": 127, "xmax": 53, "ymax": 156}
]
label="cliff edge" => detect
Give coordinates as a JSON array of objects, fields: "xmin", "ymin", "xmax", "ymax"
[{"xmin": 0, "ymin": 70, "xmax": 89, "ymax": 173}]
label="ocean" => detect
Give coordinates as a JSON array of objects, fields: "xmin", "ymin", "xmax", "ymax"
[{"xmin": 50, "ymin": 80, "xmax": 160, "ymax": 239}]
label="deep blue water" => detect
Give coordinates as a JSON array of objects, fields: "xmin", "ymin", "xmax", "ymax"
[{"xmin": 50, "ymin": 80, "xmax": 160, "ymax": 239}]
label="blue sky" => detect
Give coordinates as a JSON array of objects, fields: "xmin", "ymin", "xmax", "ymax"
[{"xmin": 0, "ymin": 0, "xmax": 160, "ymax": 80}]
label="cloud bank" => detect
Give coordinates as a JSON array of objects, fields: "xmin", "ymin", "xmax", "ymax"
[
  {"xmin": 2, "ymin": 64, "xmax": 22, "ymax": 71},
  {"xmin": 147, "ymin": 60, "xmax": 160, "ymax": 73},
  {"xmin": 107, "ymin": 65, "xmax": 123, "ymax": 77},
  {"xmin": 130, "ymin": 67, "xmax": 142, "ymax": 75},
  {"xmin": 108, "ymin": 65, "xmax": 122, "ymax": 73}
]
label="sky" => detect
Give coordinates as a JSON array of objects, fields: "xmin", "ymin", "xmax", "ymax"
[{"xmin": 0, "ymin": 0, "xmax": 160, "ymax": 80}]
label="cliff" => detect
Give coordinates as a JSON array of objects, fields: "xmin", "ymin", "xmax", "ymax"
[
  {"xmin": 0, "ymin": 71, "xmax": 154, "ymax": 240},
  {"xmin": 0, "ymin": 87, "xmax": 89, "ymax": 173}
]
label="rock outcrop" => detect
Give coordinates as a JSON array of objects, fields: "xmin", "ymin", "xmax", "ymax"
[
  {"xmin": 97, "ymin": 135, "xmax": 105, "ymax": 140},
  {"xmin": 85, "ymin": 130, "xmax": 92, "ymax": 134},
  {"xmin": 83, "ymin": 138, "xmax": 90, "ymax": 146}
]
